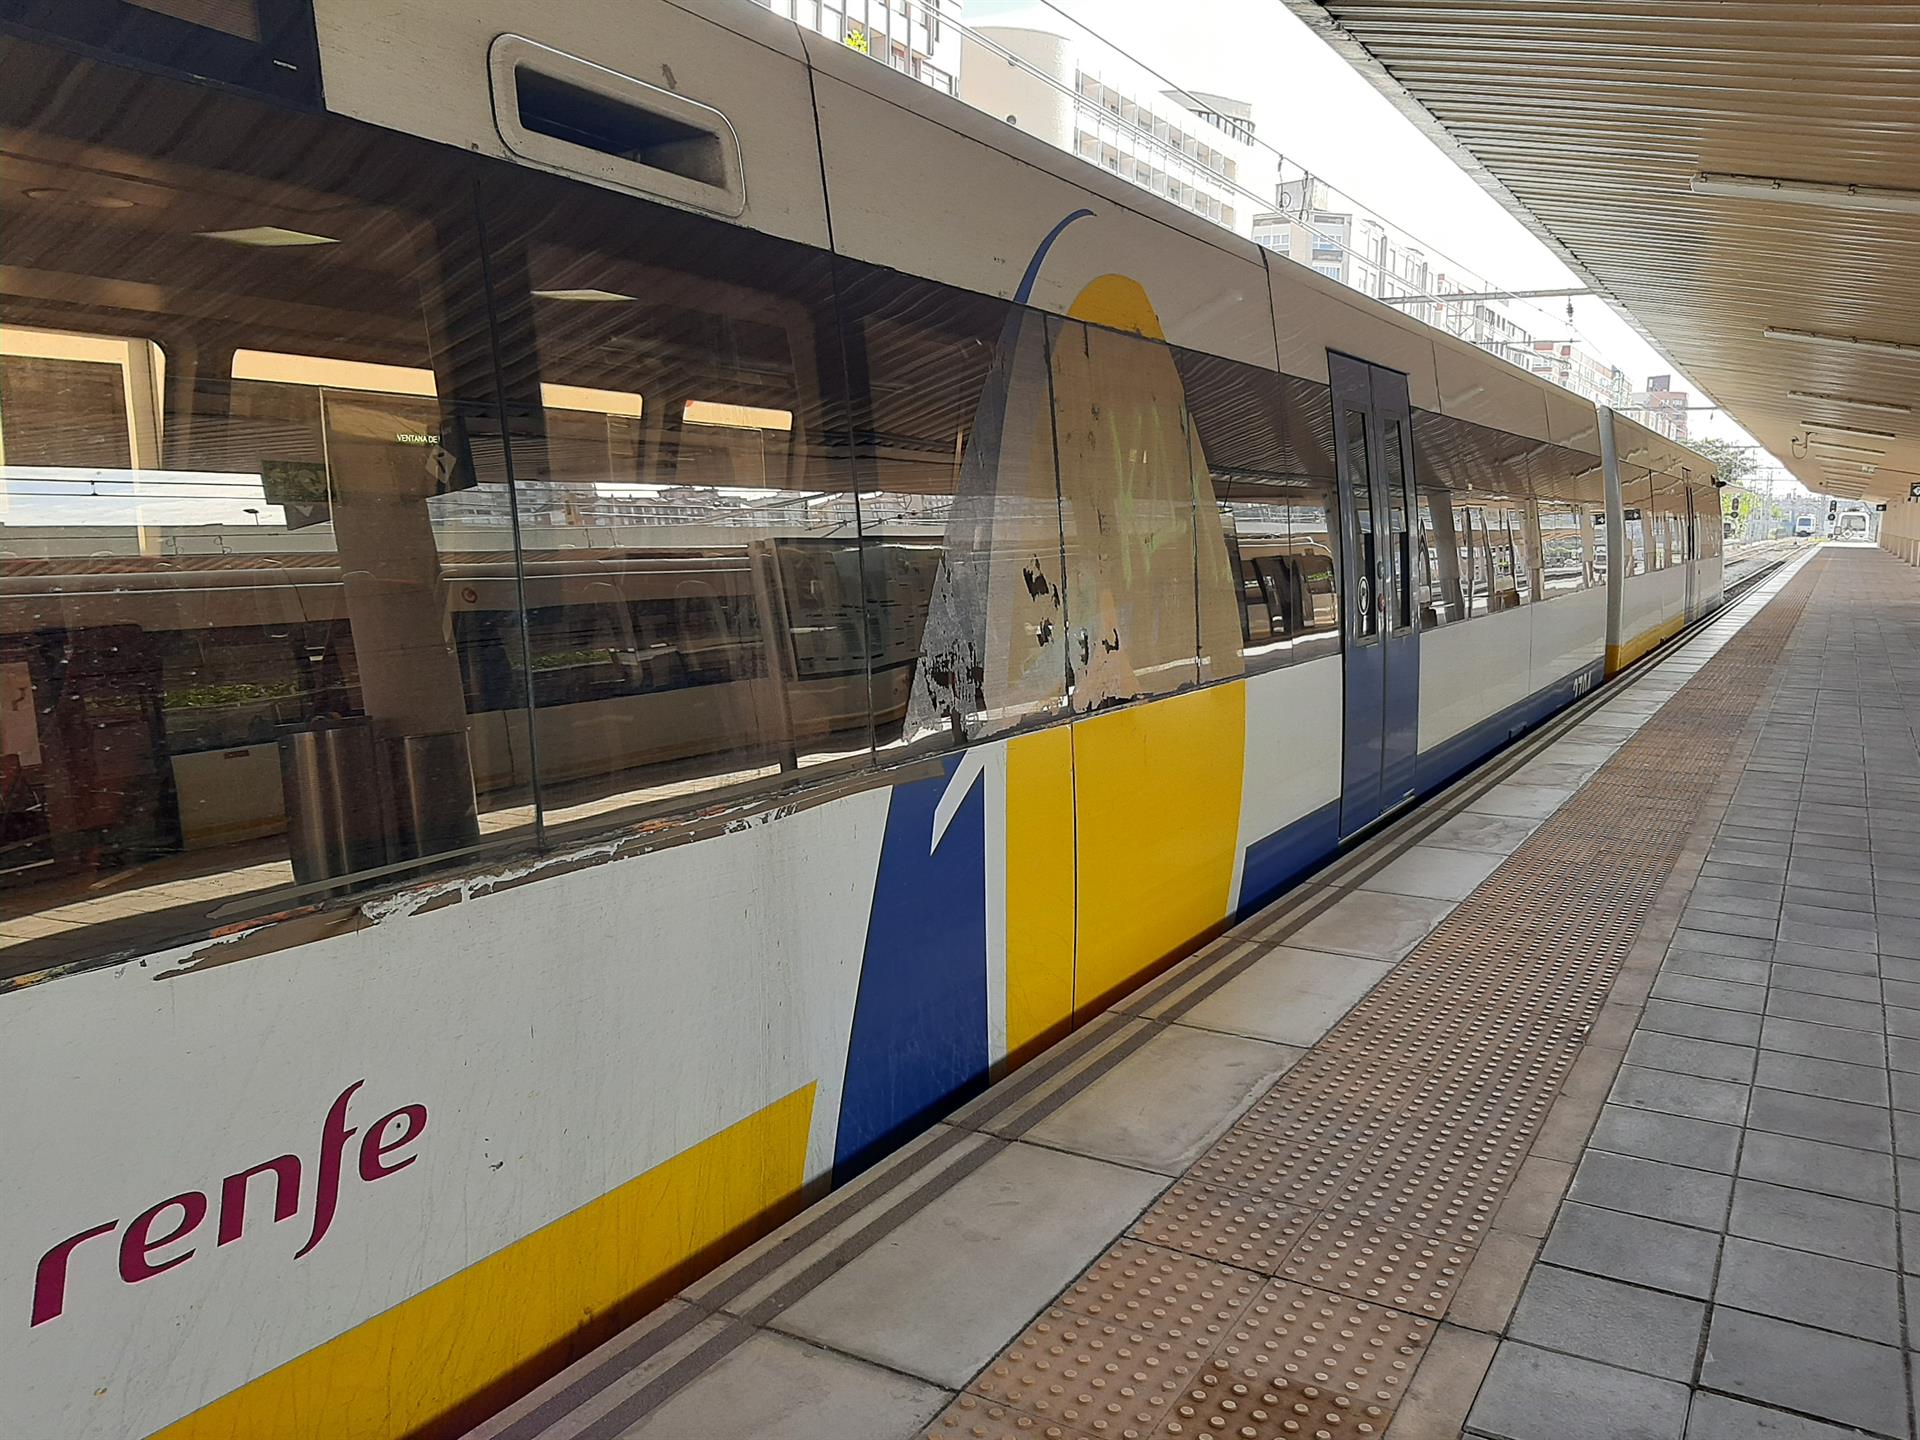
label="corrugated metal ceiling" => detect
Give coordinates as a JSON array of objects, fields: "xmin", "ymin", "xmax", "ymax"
[{"xmin": 1281, "ymin": 1, "xmax": 1920, "ymax": 502}]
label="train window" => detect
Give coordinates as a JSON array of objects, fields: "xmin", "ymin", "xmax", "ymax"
[
  {"xmin": 1455, "ymin": 506, "xmax": 1489, "ymax": 618},
  {"xmin": 0, "ymin": 51, "xmax": 534, "ymax": 977},
  {"xmin": 1048, "ymin": 315, "xmax": 1229, "ymax": 709},
  {"xmin": 477, "ymin": 167, "xmax": 870, "ymax": 841},
  {"xmin": 1217, "ymin": 484, "xmax": 1341, "ymax": 671},
  {"xmin": 1344, "ymin": 412, "xmax": 1377, "ymax": 642},
  {"xmin": 1621, "ymin": 477, "xmax": 1651, "ymax": 576},
  {"xmin": 1537, "ymin": 502, "xmax": 1595, "ymax": 596},
  {"xmin": 838, "ymin": 265, "xmax": 1066, "ymax": 748},
  {"xmin": 1414, "ymin": 490, "xmax": 1466, "ymax": 628},
  {"xmin": 1483, "ymin": 504, "xmax": 1524, "ymax": 610},
  {"xmin": 1381, "ymin": 419, "xmax": 1413, "ymax": 631},
  {"xmin": 1176, "ymin": 347, "xmax": 1314, "ymax": 677}
]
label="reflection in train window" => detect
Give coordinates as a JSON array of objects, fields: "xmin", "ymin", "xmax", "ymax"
[
  {"xmin": 838, "ymin": 264, "xmax": 1061, "ymax": 750},
  {"xmin": 0, "ymin": 60, "xmax": 532, "ymax": 974},
  {"xmin": 1219, "ymin": 488, "xmax": 1342, "ymax": 670},
  {"xmin": 1538, "ymin": 502, "xmax": 1597, "ymax": 595},
  {"xmin": 1048, "ymin": 313, "xmax": 1236, "ymax": 708},
  {"xmin": 478, "ymin": 169, "xmax": 871, "ymax": 842}
]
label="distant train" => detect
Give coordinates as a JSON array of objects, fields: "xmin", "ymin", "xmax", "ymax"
[{"xmin": 0, "ymin": 6, "xmax": 1722, "ymax": 1439}]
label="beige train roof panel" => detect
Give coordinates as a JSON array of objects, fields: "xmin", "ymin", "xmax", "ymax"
[{"xmin": 1282, "ymin": 0, "xmax": 1920, "ymax": 502}]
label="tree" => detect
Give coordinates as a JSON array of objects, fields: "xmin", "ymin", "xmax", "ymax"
[{"xmin": 1691, "ymin": 436, "xmax": 1756, "ymax": 489}]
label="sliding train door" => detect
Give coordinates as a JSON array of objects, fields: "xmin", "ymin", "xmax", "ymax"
[{"xmin": 1330, "ymin": 353, "xmax": 1420, "ymax": 838}]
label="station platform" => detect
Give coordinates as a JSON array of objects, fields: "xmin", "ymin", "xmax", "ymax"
[{"xmin": 470, "ymin": 545, "xmax": 1918, "ymax": 1440}]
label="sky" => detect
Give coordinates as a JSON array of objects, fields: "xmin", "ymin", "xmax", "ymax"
[{"xmin": 967, "ymin": 0, "xmax": 1794, "ymax": 480}]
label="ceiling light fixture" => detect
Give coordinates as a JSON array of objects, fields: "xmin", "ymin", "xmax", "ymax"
[
  {"xmin": 1788, "ymin": 390, "xmax": 1911, "ymax": 416},
  {"xmin": 531, "ymin": 289, "xmax": 636, "ymax": 302},
  {"xmin": 1813, "ymin": 442, "xmax": 1885, "ymax": 457},
  {"xmin": 197, "ymin": 226, "xmax": 338, "ymax": 247},
  {"xmin": 1693, "ymin": 171, "xmax": 1920, "ymax": 216},
  {"xmin": 1764, "ymin": 326, "xmax": 1920, "ymax": 360},
  {"xmin": 1801, "ymin": 420, "xmax": 1898, "ymax": 441}
]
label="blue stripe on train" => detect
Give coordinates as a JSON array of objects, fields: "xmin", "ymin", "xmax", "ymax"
[
  {"xmin": 1237, "ymin": 800, "xmax": 1342, "ymax": 922},
  {"xmin": 1414, "ymin": 658, "xmax": 1606, "ymax": 795},
  {"xmin": 833, "ymin": 755, "xmax": 989, "ymax": 1184}
]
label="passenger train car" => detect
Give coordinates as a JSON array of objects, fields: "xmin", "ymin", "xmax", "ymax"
[{"xmin": 0, "ymin": 3, "xmax": 1721, "ymax": 1436}]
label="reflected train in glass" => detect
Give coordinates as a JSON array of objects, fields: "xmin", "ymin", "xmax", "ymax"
[{"xmin": 0, "ymin": 4, "xmax": 1722, "ymax": 1437}]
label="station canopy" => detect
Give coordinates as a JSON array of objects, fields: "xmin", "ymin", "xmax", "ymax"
[{"xmin": 1282, "ymin": 1, "xmax": 1920, "ymax": 502}]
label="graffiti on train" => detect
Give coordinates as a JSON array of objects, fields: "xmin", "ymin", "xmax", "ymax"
[{"xmin": 29, "ymin": 1080, "xmax": 427, "ymax": 1327}]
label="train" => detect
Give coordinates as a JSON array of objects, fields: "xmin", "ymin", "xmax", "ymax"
[{"xmin": 0, "ymin": 3, "xmax": 1723, "ymax": 1438}]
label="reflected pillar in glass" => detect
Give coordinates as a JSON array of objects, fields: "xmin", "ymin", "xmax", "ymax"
[
  {"xmin": 324, "ymin": 394, "xmax": 480, "ymax": 862},
  {"xmin": 1424, "ymin": 495, "xmax": 1467, "ymax": 622},
  {"xmin": 900, "ymin": 306, "xmax": 1069, "ymax": 744}
]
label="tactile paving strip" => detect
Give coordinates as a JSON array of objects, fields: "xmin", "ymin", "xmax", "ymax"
[{"xmin": 929, "ymin": 560, "xmax": 1823, "ymax": 1440}]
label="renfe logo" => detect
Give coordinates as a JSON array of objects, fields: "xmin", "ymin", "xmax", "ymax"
[{"xmin": 31, "ymin": 1080, "xmax": 427, "ymax": 1327}]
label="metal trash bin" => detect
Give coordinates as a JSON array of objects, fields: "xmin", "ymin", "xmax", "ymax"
[
  {"xmin": 279, "ymin": 720, "xmax": 385, "ymax": 887},
  {"xmin": 381, "ymin": 729, "xmax": 481, "ymax": 862}
]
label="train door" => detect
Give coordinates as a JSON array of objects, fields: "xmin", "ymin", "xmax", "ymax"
[
  {"xmin": 1683, "ymin": 490, "xmax": 1699, "ymax": 621},
  {"xmin": 1330, "ymin": 353, "xmax": 1420, "ymax": 838}
]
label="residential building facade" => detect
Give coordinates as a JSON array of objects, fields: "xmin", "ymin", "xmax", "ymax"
[
  {"xmin": 958, "ymin": 23, "xmax": 1275, "ymax": 236},
  {"xmin": 754, "ymin": 0, "xmax": 962, "ymax": 94}
]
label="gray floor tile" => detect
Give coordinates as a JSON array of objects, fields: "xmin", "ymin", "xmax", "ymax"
[
  {"xmin": 1697, "ymin": 1308, "xmax": 1908, "ymax": 1438},
  {"xmin": 1691, "ymin": 876, "xmax": 1785, "ymax": 906},
  {"xmin": 1650, "ymin": 974, "xmax": 1767, "ymax": 1014},
  {"xmin": 1664, "ymin": 951, "xmax": 1771, "ymax": 987},
  {"xmin": 1016, "ymin": 1024, "xmax": 1300, "ymax": 1173},
  {"xmin": 1625, "ymin": 1032, "xmax": 1756, "ymax": 1084},
  {"xmin": 1752, "ymin": 1050, "xmax": 1890, "ymax": 1106},
  {"xmin": 1715, "ymin": 1235, "xmax": 1901, "ymax": 1344},
  {"xmin": 1894, "ymin": 1110, "xmax": 1920, "ymax": 1159},
  {"xmin": 1738, "ymin": 1129, "xmax": 1897, "ymax": 1206},
  {"xmin": 1284, "ymin": 889, "xmax": 1454, "ymax": 963},
  {"xmin": 1759, "ymin": 1015, "xmax": 1887, "ymax": 1067},
  {"xmin": 1772, "ymin": 939, "xmax": 1880, "ymax": 975},
  {"xmin": 1767, "ymin": 962, "xmax": 1882, "ymax": 1003},
  {"xmin": 1765, "ymin": 989, "xmax": 1885, "ymax": 1032},
  {"xmin": 1678, "ymin": 908, "xmax": 1778, "ymax": 941},
  {"xmin": 1469, "ymin": 1342, "xmax": 1690, "ymax": 1440},
  {"xmin": 1569, "ymin": 1150, "xmax": 1734, "ymax": 1227},
  {"xmin": 1356, "ymin": 843, "xmax": 1506, "ymax": 901},
  {"xmin": 1160, "ymin": 944, "xmax": 1390, "ymax": 1047},
  {"xmin": 1886, "ymin": 1005, "xmax": 1920, "ymax": 1039},
  {"xmin": 1885, "ymin": 977, "xmax": 1920, "ymax": 1011},
  {"xmin": 1588, "ymin": 1105, "xmax": 1743, "ymax": 1175},
  {"xmin": 1640, "ymin": 998, "xmax": 1762, "ymax": 1046},
  {"xmin": 1779, "ymin": 919, "xmax": 1878, "ymax": 952},
  {"xmin": 773, "ymin": 1142, "xmax": 1165, "ymax": 1387},
  {"xmin": 1751, "ymin": 1090, "xmax": 1896, "ymax": 1152},
  {"xmin": 1469, "ymin": 782, "xmax": 1578, "ymax": 821},
  {"xmin": 1539, "ymin": 1202, "xmax": 1720, "ymax": 1299},
  {"xmin": 1727, "ymin": 1179, "xmax": 1898, "ymax": 1267},
  {"xmin": 1686, "ymin": 1392, "xmax": 1888, "ymax": 1440},
  {"xmin": 1610, "ymin": 1064, "xmax": 1751, "ymax": 1126},
  {"xmin": 1876, "ymin": 927, "xmax": 1920, "ymax": 961},
  {"xmin": 1507, "ymin": 1265, "xmax": 1704, "ymax": 1382},
  {"xmin": 1422, "ymin": 811, "xmax": 1544, "ymax": 855},
  {"xmin": 1892, "ymin": 1035, "xmax": 1920, "ymax": 1074},
  {"xmin": 1669, "ymin": 927, "xmax": 1776, "ymax": 961},
  {"xmin": 618, "ymin": 1330, "xmax": 951, "ymax": 1440}
]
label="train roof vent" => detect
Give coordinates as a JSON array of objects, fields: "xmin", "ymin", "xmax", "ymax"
[{"xmin": 489, "ymin": 35, "xmax": 745, "ymax": 218}]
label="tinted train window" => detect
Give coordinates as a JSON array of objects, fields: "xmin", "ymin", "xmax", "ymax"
[
  {"xmin": 1538, "ymin": 502, "xmax": 1597, "ymax": 595},
  {"xmin": 1048, "ymin": 314, "xmax": 1233, "ymax": 708},
  {"xmin": 837, "ymin": 263, "xmax": 1065, "ymax": 748},
  {"xmin": 1175, "ymin": 348, "xmax": 1337, "ymax": 674},
  {"xmin": 0, "ymin": 47, "xmax": 532, "ymax": 976},
  {"xmin": 1415, "ymin": 490, "xmax": 1466, "ymax": 628},
  {"xmin": 477, "ymin": 167, "xmax": 868, "ymax": 841}
]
